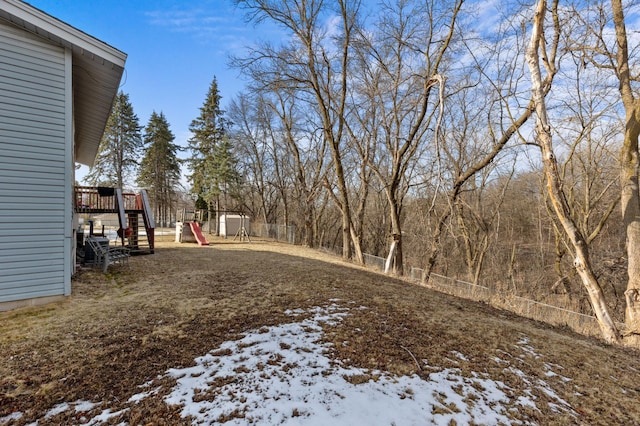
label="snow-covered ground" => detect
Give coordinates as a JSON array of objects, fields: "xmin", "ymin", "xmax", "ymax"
[{"xmin": 3, "ymin": 303, "xmax": 576, "ymax": 425}]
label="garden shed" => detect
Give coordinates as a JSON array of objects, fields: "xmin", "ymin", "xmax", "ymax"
[
  {"xmin": 219, "ymin": 214, "xmax": 251, "ymax": 238},
  {"xmin": 0, "ymin": 0, "xmax": 126, "ymax": 310}
]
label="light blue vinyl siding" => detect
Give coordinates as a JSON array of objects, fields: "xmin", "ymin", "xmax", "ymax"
[{"xmin": 0, "ymin": 22, "xmax": 69, "ymax": 303}]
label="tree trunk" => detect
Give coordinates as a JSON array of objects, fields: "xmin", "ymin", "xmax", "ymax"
[
  {"xmin": 611, "ymin": 0, "xmax": 640, "ymax": 346},
  {"xmin": 473, "ymin": 237, "xmax": 488, "ymax": 285},
  {"xmin": 384, "ymin": 234, "xmax": 402, "ymax": 276},
  {"xmin": 349, "ymin": 226, "xmax": 364, "ymax": 265},
  {"xmin": 304, "ymin": 196, "xmax": 315, "ymax": 247},
  {"xmin": 324, "ymin": 143, "xmax": 353, "ymax": 260},
  {"xmin": 422, "ymin": 208, "xmax": 450, "ymax": 284},
  {"xmin": 455, "ymin": 202, "xmax": 477, "ymax": 282},
  {"xmin": 620, "ymin": 106, "xmax": 640, "ymax": 342},
  {"xmin": 386, "ymin": 193, "xmax": 404, "ymax": 276},
  {"xmin": 527, "ymin": 0, "xmax": 620, "ymax": 344}
]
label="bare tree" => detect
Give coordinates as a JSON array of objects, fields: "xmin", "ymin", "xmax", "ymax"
[
  {"xmin": 420, "ymin": 1, "xmax": 545, "ymax": 282},
  {"xmin": 351, "ymin": 0, "xmax": 462, "ymax": 275},
  {"xmin": 453, "ymin": 158, "xmax": 516, "ymax": 285},
  {"xmin": 532, "ymin": 0, "xmax": 640, "ymax": 345},
  {"xmin": 545, "ymin": 52, "xmax": 621, "ymax": 295},
  {"xmin": 234, "ymin": 0, "xmax": 363, "ymax": 260},
  {"xmin": 268, "ymin": 89, "xmax": 327, "ymax": 247},
  {"xmin": 610, "ymin": 0, "xmax": 640, "ymax": 345},
  {"xmin": 526, "ymin": 0, "xmax": 620, "ymax": 344},
  {"xmin": 229, "ymin": 92, "xmax": 282, "ymax": 224}
]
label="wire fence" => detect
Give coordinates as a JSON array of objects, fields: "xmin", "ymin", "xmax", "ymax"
[
  {"xmin": 251, "ymin": 223, "xmax": 296, "ymax": 244},
  {"xmin": 104, "ymin": 214, "xmax": 606, "ymax": 338},
  {"xmin": 363, "ymin": 253, "xmax": 386, "ymax": 271},
  {"xmin": 360, "ymin": 253, "xmax": 605, "ymax": 338}
]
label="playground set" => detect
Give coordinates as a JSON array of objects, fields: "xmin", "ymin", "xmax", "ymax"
[
  {"xmin": 75, "ymin": 186, "xmax": 155, "ymax": 259},
  {"xmin": 175, "ymin": 210, "xmax": 251, "ymax": 245},
  {"xmin": 175, "ymin": 209, "xmax": 211, "ymax": 245}
]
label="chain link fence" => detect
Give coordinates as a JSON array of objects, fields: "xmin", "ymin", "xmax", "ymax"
[
  {"xmin": 363, "ymin": 253, "xmax": 386, "ymax": 271},
  {"xmin": 251, "ymin": 223, "xmax": 296, "ymax": 244},
  {"xmin": 357, "ymin": 252, "xmax": 604, "ymax": 338},
  {"xmin": 157, "ymin": 217, "xmax": 607, "ymax": 338}
]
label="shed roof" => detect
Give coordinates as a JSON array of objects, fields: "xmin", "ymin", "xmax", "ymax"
[{"xmin": 0, "ymin": 0, "xmax": 127, "ymax": 166}]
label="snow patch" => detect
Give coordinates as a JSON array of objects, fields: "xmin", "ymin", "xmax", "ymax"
[{"xmin": 16, "ymin": 304, "xmax": 578, "ymax": 425}]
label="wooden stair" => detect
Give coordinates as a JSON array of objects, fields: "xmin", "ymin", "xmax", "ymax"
[
  {"xmin": 75, "ymin": 186, "xmax": 155, "ymax": 256},
  {"xmin": 126, "ymin": 212, "xmax": 153, "ymax": 255}
]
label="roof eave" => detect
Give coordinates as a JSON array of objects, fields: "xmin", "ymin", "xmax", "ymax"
[{"xmin": 0, "ymin": 0, "xmax": 127, "ymax": 167}]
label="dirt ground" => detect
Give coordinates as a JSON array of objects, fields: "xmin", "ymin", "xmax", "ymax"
[{"xmin": 1, "ymin": 238, "xmax": 640, "ymax": 425}]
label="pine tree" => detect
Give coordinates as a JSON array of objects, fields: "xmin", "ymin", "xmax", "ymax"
[
  {"xmin": 187, "ymin": 76, "xmax": 241, "ymax": 209},
  {"xmin": 85, "ymin": 91, "xmax": 142, "ymax": 188},
  {"xmin": 137, "ymin": 111, "xmax": 182, "ymax": 226},
  {"xmin": 211, "ymin": 135, "xmax": 242, "ymax": 210}
]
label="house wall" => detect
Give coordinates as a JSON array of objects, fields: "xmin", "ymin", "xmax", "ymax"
[{"xmin": 0, "ymin": 22, "xmax": 72, "ymax": 308}]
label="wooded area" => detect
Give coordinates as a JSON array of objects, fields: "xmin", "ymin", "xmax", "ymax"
[
  {"xmin": 83, "ymin": 0, "xmax": 640, "ymax": 345},
  {"xmin": 225, "ymin": 0, "xmax": 640, "ymax": 345}
]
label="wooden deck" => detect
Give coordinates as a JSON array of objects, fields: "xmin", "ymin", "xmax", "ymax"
[
  {"xmin": 75, "ymin": 186, "xmax": 142, "ymax": 214},
  {"xmin": 75, "ymin": 186, "xmax": 155, "ymax": 254}
]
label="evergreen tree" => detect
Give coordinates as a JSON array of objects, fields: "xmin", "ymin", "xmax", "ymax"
[
  {"xmin": 187, "ymin": 76, "xmax": 241, "ymax": 210},
  {"xmin": 211, "ymin": 135, "xmax": 242, "ymax": 209},
  {"xmin": 137, "ymin": 111, "xmax": 182, "ymax": 226},
  {"xmin": 85, "ymin": 91, "xmax": 142, "ymax": 188}
]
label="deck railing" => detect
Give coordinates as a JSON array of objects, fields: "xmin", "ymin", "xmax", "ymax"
[{"xmin": 75, "ymin": 186, "xmax": 139, "ymax": 212}]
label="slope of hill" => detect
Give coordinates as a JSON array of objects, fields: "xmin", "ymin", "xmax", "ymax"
[{"xmin": 1, "ymin": 240, "xmax": 638, "ymax": 425}]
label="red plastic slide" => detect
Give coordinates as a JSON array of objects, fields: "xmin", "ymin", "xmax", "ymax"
[{"xmin": 189, "ymin": 222, "xmax": 209, "ymax": 246}]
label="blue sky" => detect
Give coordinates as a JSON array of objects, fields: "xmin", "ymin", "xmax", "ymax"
[{"xmin": 25, "ymin": 0, "xmax": 283, "ymax": 181}]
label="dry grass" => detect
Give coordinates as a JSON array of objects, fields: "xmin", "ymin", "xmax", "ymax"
[
  {"xmin": 424, "ymin": 274, "xmax": 606, "ymax": 338},
  {"xmin": 1, "ymin": 239, "xmax": 640, "ymax": 425}
]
